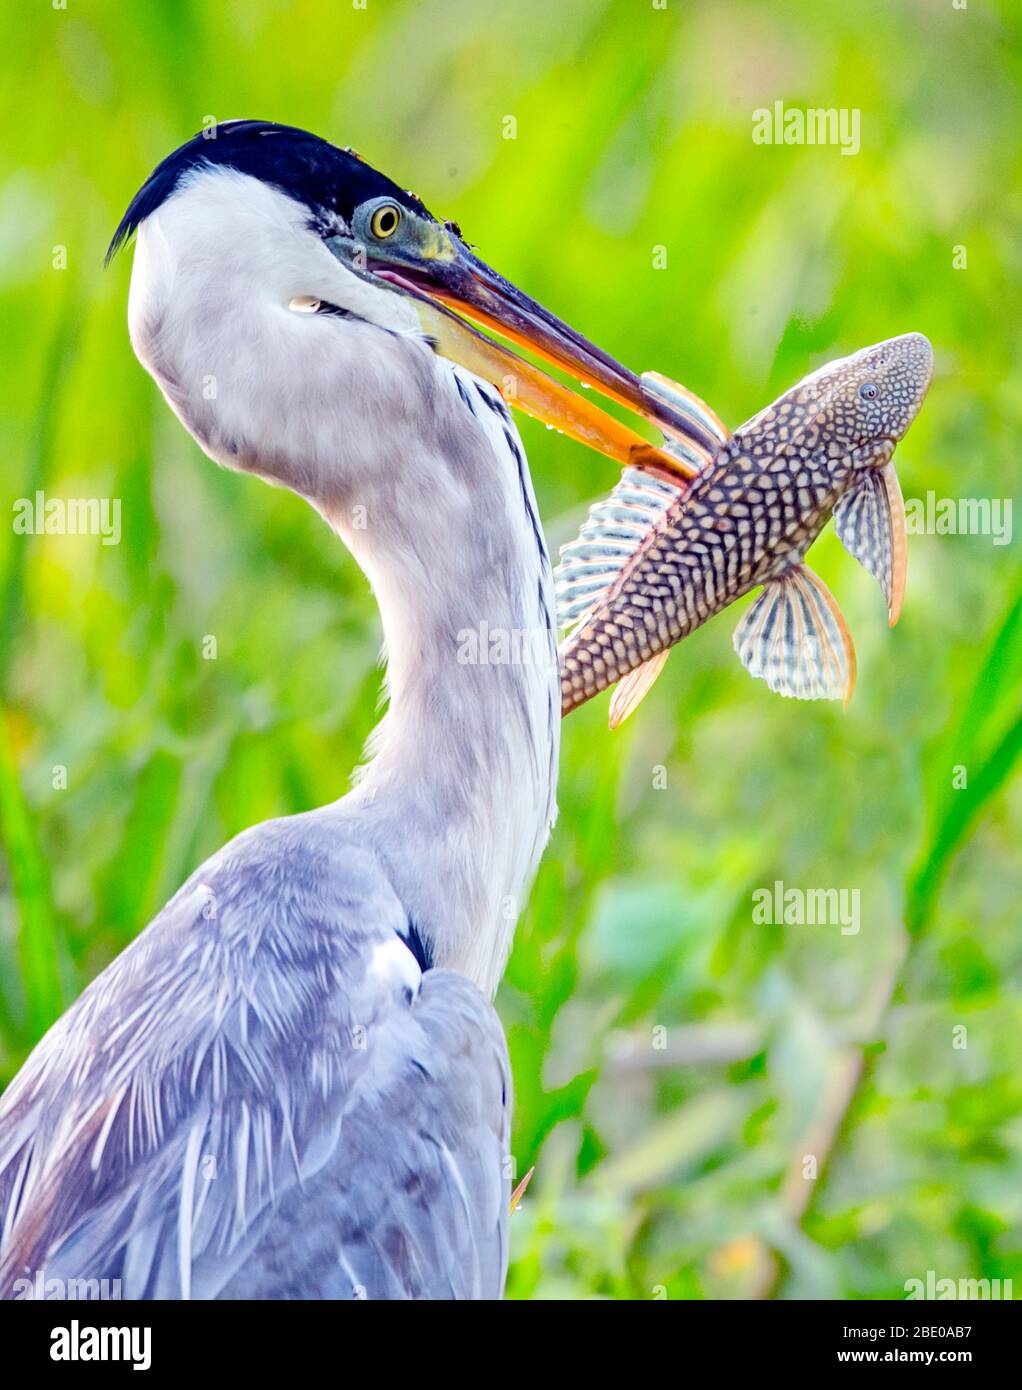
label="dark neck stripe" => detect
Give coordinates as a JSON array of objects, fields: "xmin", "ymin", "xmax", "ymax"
[{"xmin": 398, "ymin": 920, "xmax": 433, "ymax": 973}]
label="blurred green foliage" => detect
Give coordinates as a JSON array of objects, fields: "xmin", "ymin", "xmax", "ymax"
[{"xmin": 1, "ymin": 0, "xmax": 1020, "ymax": 1300}]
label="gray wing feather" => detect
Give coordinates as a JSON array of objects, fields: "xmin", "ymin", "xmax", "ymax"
[{"xmin": 0, "ymin": 814, "xmax": 510, "ymax": 1300}]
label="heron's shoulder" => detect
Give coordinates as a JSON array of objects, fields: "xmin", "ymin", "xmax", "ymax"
[
  {"xmin": 0, "ymin": 809, "xmax": 510, "ymax": 1299},
  {"xmin": 171, "ymin": 810, "xmax": 409, "ymax": 943},
  {"xmin": 0, "ymin": 813, "xmax": 413, "ymax": 1127}
]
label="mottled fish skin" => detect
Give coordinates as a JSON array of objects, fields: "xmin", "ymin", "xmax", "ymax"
[{"xmin": 560, "ymin": 333, "xmax": 933, "ymax": 716}]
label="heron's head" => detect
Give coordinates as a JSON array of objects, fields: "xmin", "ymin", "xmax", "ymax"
[{"xmin": 110, "ymin": 120, "xmax": 712, "ymax": 511}]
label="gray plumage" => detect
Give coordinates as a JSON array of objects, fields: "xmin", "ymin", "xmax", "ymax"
[{"xmin": 0, "ymin": 817, "xmax": 509, "ymax": 1298}]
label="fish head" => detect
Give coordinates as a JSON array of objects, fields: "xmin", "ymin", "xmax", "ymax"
[{"xmin": 798, "ymin": 332, "xmax": 933, "ymax": 473}]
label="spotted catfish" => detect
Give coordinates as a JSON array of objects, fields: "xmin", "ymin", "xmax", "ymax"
[{"xmin": 557, "ymin": 333, "xmax": 933, "ymax": 725}]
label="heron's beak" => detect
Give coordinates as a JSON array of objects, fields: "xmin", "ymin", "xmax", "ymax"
[{"xmin": 368, "ymin": 228, "xmax": 717, "ymax": 481}]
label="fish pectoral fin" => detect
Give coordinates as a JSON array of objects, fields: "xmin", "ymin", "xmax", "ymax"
[
  {"xmin": 733, "ymin": 563, "xmax": 857, "ymax": 704},
  {"xmin": 833, "ymin": 462, "xmax": 907, "ymax": 626},
  {"xmin": 608, "ymin": 650, "xmax": 671, "ymax": 729}
]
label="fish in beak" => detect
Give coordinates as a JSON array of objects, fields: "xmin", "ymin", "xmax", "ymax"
[
  {"xmin": 557, "ymin": 334, "xmax": 934, "ymax": 725},
  {"xmin": 327, "ymin": 201, "xmax": 723, "ymax": 482}
]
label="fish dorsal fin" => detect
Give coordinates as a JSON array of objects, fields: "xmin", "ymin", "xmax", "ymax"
[
  {"xmin": 608, "ymin": 650, "xmax": 670, "ymax": 729},
  {"xmin": 555, "ymin": 371, "xmax": 728, "ymax": 634},
  {"xmin": 733, "ymin": 563, "xmax": 857, "ymax": 704},
  {"xmin": 641, "ymin": 370, "xmax": 732, "ymax": 451},
  {"xmin": 554, "ymin": 466, "xmax": 686, "ymax": 630},
  {"xmin": 833, "ymin": 462, "xmax": 907, "ymax": 626}
]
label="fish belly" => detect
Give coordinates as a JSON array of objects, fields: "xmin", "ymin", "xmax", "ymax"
[{"xmin": 560, "ymin": 460, "xmax": 834, "ymax": 715}]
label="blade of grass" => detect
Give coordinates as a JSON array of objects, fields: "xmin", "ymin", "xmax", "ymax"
[
  {"xmin": 0, "ymin": 718, "xmax": 62, "ymax": 1038},
  {"xmin": 754, "ymin": 572, "xmax": 1022, "ymax": 1297},
  {"xmin": 907, "ymin": 582, "xmax": 1022, "ymax": 934},
  {"xmin": 0, "ymin": 295, "xmax": 82, "ymax": 1043},
  {"xmin": 0, "ymin": 293, "xmax": 81, "ymax": 692}
]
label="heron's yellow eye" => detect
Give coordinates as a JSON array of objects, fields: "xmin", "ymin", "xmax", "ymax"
[{"xmin": 370, "ymin": 203, "xmax": 401, "ymax": 239}]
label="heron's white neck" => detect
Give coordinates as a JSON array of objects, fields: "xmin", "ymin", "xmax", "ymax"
[
  {"xmin": 331, "ymin": 366, "xmax": 559, "ymax": 997},
  {"xmin": 127, "ymin": 192, "xmax": 558, "ymax": 997}
]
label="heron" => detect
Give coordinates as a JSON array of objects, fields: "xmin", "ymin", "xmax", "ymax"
[{"xmin": 0, "ymin": 121, "xmax": 716, "ymax": 1300}]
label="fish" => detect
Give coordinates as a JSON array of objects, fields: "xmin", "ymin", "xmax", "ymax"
[{"xmin": 556, "ymin": 332, "xmax": 934, "ymax": 726}]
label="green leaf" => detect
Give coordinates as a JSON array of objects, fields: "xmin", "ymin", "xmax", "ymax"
[{"xmin": 0, "ymin": 720, "xmax": 62, "ymax": 1040}]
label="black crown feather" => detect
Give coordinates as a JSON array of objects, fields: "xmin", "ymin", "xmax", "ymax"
[{"xmin": 106, "ymin": 119, "xmax": 436, "ymax": 264}]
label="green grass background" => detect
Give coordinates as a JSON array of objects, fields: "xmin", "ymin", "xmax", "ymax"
[{"xmin": 1, "ymin": 0, "xmax": 1020, "ymax": 1299}]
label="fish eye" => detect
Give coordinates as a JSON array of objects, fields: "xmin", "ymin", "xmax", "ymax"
[
  {"xmin": 858, "ymin": 382, "xmax": 879, "ymax": 401},
  {"xmin": 369, "ymin": 203, "xmax": 401, "ymax": 239}
]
